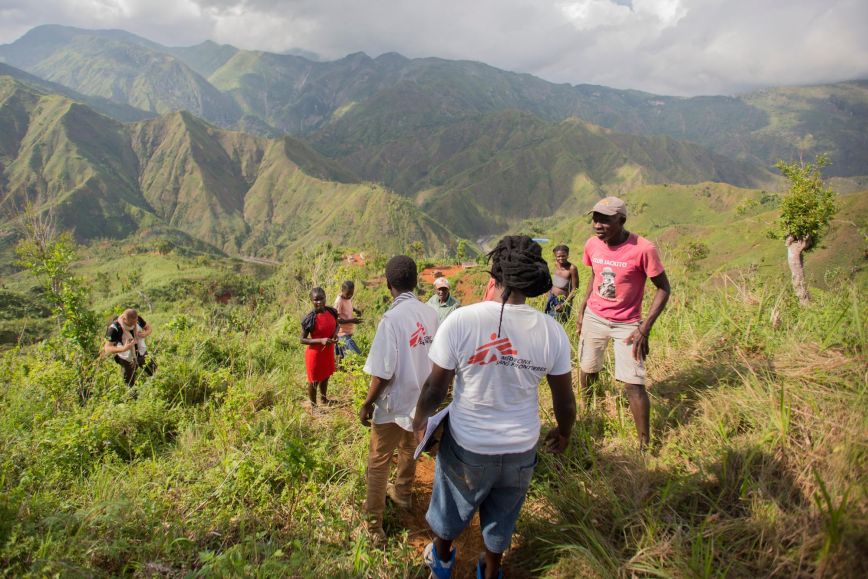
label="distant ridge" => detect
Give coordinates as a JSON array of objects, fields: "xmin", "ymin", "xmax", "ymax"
[
  {"xmin": 1, "ymin": 25, "xmax": 866, "ymax": 176},
  {"xmin": 0, "ymin": 62, "xmax": 153, "ymax": 122}
]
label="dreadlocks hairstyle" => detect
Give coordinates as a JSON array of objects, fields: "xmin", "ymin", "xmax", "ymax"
[
  {"xmin": 487, "ymin": 235, "xmax": 553, "ymax": 336},
  {"xmin": 385, "ymin": 255, "xmax": 417, "ymax": 292}
]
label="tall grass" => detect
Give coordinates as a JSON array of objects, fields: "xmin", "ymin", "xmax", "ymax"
[
  {"xmin": 520, "ymin": 273, "xmax": 866, "ymax": 577},
  {"xmin": 1, "ymin": 247, "xmax": 865, "ymax": 577}
]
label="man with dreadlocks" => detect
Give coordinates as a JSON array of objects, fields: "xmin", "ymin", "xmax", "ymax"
[{"xmin": 413, "ymin": 235, "xmax": 576, "ymax": 579}]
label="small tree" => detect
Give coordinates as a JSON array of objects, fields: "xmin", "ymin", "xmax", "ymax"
[
  {"xmin": 14, "ymin": 206, "xmax": 98, "ymax": 352},
  {"xmin": 774, "ymin": 155, "xmax": 837, "ymax": 305},
  {"xmin": 684, "ymin": 240, "xmax": 710, "ymax": 272},
  {"xmin": 456, "ymin": 239, "xmax": 467, "ymax": 265},
  {"xmin": 407, "ymin": 240, "xmax": 424, "ymax": 261}
]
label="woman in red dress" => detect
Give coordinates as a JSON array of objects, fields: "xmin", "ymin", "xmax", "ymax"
[{"xmin": 301, "ymin": 287, "xmax": 339, "ymax": 406}]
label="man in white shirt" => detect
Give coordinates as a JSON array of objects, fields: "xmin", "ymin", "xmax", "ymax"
[
  {"xmin": 413, "ymin": 236, "xmax": 576, "ymax": 579},
  {"xmin": 360, "ymin": 255, "xmax": 439, "ymax": 543}
]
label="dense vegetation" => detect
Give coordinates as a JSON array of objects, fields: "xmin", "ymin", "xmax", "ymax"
[
  {"xmin": 0, "ymin": 23, "xmax": 866, "ymax": 577},
  {"xmin": 0, "ymin": 231, "xmax": 864, "ymax": 577}
]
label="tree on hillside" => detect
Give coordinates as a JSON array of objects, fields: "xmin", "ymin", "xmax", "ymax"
[
  {"xmin": 14, "ymin": 205, "xmax": 98, "ymax": 352},
  {"xmin": 456, "ymin": 239, "xmax": 467, "ymax": 265},
  {"xmin": 773, "ymin": 155, "xmax": 837, "ymax": 305}
]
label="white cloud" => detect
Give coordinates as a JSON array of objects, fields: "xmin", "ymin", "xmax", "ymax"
[{"xmin": 0, "ymin": 0, "xmax": 866, "ymax": 96}]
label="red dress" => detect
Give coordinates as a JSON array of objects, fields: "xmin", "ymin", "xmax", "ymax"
[{"xmin": 305, "ymin": 311, "xmax": 337, "ymax": 381}]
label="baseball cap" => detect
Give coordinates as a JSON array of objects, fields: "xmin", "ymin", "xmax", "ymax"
[
  {"xmin": 589, "ymin": 196, "xmax": 627, "ymax": 217},
  {"xmin": 433, "ymin": 277, "xmax": 449, "ymax": 289}
]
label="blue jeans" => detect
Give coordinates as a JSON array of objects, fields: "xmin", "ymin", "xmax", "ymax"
[
  {"xmin": 336, "ymin": 335, "xmax": 361, "ymax": 358},
  {"xmin": 544, "ymin": 293, "xmax": 571, "ymax": 323},
  {"xmin": 426, "ymin": 425, "xmax": 537, "ymax": 553}
]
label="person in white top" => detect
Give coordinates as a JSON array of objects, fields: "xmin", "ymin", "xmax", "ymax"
[
  {"xmin": 360, "ymin": 255, "xmax": 439, "ymax": 543},
  {"xmin": 413, "ymin": 235, "xmax": 576, "ymax": 579}
]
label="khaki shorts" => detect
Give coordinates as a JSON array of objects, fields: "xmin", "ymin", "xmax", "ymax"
[{"xmin": 579, "ymin": 309, "xmax": 646, "ymax": 385}]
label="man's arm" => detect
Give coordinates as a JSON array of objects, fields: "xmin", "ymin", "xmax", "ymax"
[
  {"xmin": 104, "ymin": 338, "xmax": 134, "ymax": 355},
  {"xmin": 626, "ymin": 271, "xmax": 671, "ymax": 361},
  {"xmin": 412, "ymin": 364, "xmax": 455, "ymax": 435},
  {"xmin": 138, "ymin": 322, "xmax": 152, "ymax": 338},
  {"xmin": 359, "ymin": 375, "xmax": 391, "ymax": 426}
]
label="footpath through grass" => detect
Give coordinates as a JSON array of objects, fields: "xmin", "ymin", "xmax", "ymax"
[{"xmin": 0, "ymin": 248, "xmax": 865, "ymax": 577}]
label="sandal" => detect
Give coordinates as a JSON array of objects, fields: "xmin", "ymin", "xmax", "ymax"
[
  {"xmin": 476, "ymin": 554, "xmax": 504, "ymax": 579},
  {"xmin": 423, "ymin": 541, "xmax": 456, "ymax": 579}
]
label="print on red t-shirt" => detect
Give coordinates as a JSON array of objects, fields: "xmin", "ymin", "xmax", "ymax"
[{"xmin": 583, "ymin": 233, "xmax": 665, "ymax": 323}]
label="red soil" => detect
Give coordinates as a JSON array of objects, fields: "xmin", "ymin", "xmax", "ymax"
[
  {"xmin": 344, "ymin": 253, "xmax": 366, "ymax": 266},
  {"xmin": 419, "ymin": 265, "xmax": 466, "ymax": 285}
]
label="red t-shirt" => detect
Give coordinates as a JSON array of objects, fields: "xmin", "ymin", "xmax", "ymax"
[{"xmin": 582, "ymin": 233, "xmax": 664, "ymax": 323}]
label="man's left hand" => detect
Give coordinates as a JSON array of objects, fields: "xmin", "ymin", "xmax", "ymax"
[{"xmin": 625, "ymin": 328, "xmax": 650, "ymax": 361}]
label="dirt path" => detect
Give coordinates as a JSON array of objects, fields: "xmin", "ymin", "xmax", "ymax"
[
  {"xmin": 402, "ymin": 455, "xmax": 532, "ymax": 579},
  {"xmin": 419, "ymin": 265, "xmax": 466, "ymax": 285}
]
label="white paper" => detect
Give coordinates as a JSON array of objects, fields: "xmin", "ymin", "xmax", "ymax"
[{"xmin": 413, "ymin": 404, "xmax": 450, "ymax": 460}]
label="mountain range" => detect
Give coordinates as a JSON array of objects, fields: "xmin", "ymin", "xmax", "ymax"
[
  {"xmin": 3, "ymin": 25, "xmax": 867, "ymax": 177},
  {"xmin": 0, "ymin": 24, "xmax": 866, "ymax": 258},
  {"xmin": 0, "ymin": 78, "xmax": 454, "ymax": 256}
]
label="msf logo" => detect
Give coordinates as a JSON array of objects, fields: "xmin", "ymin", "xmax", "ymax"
[
  {"xmin": 467, "ymin": 333, "xmax": 518, "ymax": 365},
  {"xmin": 409, "ymin": 322, "xmax": 433, "ymax": 348}
]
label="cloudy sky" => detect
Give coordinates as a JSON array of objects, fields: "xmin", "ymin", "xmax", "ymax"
[{"xmin": 0, "ymin": 0, "xmax": 866, "ymax": 96}]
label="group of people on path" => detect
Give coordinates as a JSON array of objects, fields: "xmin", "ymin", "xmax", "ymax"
[
  {"xmin": 297, "ymin": 195, "xmax": 671, "ymax": 578},
  {"xmin": 103, "ymin": 194, "xmax": 670, "ymax": 578}
]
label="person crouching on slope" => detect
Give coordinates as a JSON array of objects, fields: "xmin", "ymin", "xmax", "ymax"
[
  {"xmin": 301, "ymin": 287, "xmax": 339, "ymax": 406},
  {"xmin": 414, "ymin": 235, "xmax": 577, "ymax": 579},
  {"xmin": 359, "ymin": 255, "xmax": 439, "ymax": 544},
  {"xmin": 104, "ymin": 308, "xmax": 156, "ymax": 388}
]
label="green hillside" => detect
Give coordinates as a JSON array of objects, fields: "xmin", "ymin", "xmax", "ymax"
[
  {"xmin": 0, "ymin": 62, "xmax": 153, "ymax": 123},
  {"xmin": 740, "ymin": 81, "xmax": 868, "ymax": 175},
  {"xmin": 166, "ymin": 40, "xmax": 240, "ymax": 78},
  {"xmin": 0, "ymin": 78, "xmax": 458, "ymax": 257},
  {"xmin": 0, "ymin": 26, "xmax": 241, "ymax": 125},
  {"xmin": 315, "ymin": 109, "xmax": 775, "ymax": 236},
  {"xmin": 537, "ymin": 182, "xmax": 867, "ymax": 288},
  {"xmin": 0, "ymin": 78, "xmax": 149, "ymax": 239}
]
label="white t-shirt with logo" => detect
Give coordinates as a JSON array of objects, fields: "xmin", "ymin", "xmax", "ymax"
[
  {"xmin": 364, "ymin": 293, "xmax": 440, "ymax": 431},
  {"xmin": 428, "ymin": 301, "xmax": 572, "ymax": 454}
]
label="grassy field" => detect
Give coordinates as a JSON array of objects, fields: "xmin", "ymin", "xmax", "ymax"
[{"xmin": 0, "ymin": 235, "xmax": 865, "ymax": 577}]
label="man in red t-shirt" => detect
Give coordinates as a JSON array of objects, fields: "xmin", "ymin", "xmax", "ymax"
[{"xmin": 575, "ymin": 196, "xmax": 671, "ymax": 449}]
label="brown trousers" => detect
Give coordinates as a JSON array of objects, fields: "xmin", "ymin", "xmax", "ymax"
[{"xmin": 365, "ymin": 422, "xmax": 417, "ymax": 527}]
